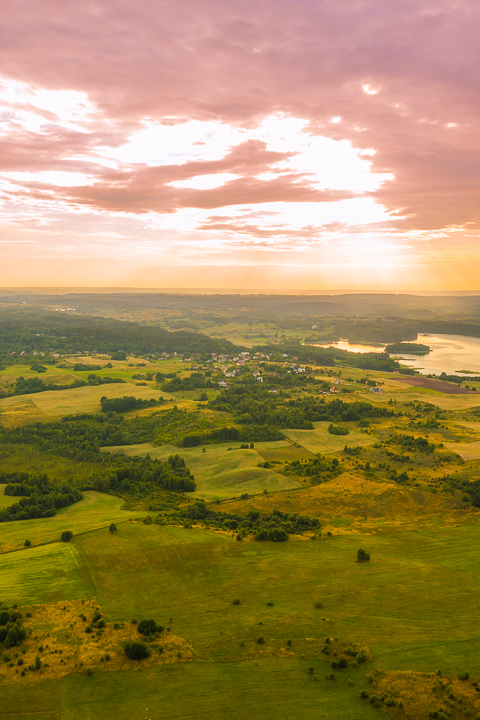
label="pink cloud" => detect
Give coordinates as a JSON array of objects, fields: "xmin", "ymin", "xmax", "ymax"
[{"xmin": 1, "ymin": 0, "xmax": 480, "ymax": 287}]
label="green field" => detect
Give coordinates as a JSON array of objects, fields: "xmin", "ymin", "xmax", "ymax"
[
  {"xmin": 0, "ymin": 492, "xmax": 143, "ymax": 552},
  {"xmin": 103, "ymin": 441, "xmax": 303, "ymax": 500},
  {"xmin": 0, "ymin": 383, "xmax": 172, "ymax": 418},
  {"xmin": 71, "ymin": 522, "xmax": 480, "ymax": 675},
  {"xmin": 282, "ymin": 422, "xmax": 375, "ymax": 454},
  {"xmin": 0, "ymin": 658, "xmax": 379, "ymax": 720},
  {"xmin": 0, "ymin": 541, "xmax": 92, "ymax": 605},
  {"xmin": 0, "ymin": 483, "xmax": 14, "ymax": 510},
  {"xmin": 3, "ymin": 518, "xmax": 480, "ymax": 718}
]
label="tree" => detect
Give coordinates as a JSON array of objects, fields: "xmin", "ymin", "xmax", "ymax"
[
  {"xmin": 124, "ymin": 641, "xmax": 150, "ymax": 660},
  {"xmin": 357, "ymin": 548, "xmax": 370, "ymax": 562},
  {"xmin": 61, "ymin": 530, "xmax": 73, "ymax": 542},
  {"xmin": 109, "ymin": 523, "xmax": 117, "ymax": 533},
  {"xmin": 137, "ymin": 619, "xmax": 162, "ymax": 636}
]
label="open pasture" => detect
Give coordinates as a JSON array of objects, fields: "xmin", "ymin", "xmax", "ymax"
[
  {"xmin": 0, "ymin": 658, "xmax": 378, "ymax": 720},
  {"xmin": 104, "ymin": 441, "xmax": 303, "ymax": 500},
  {"xmin": 282, "ymin": 421, "xmax": 375, "ymax": 454},
  {"xmin": 0, "ymin": 541, "xmax": 91, "ymax": 605},
  {"xmin": 74, "ymin": 521, "xmax": 480, "ymax": 676},
  {"xmin": 0, "ymin": 491, "xmax": 143, "ymax": 552}
]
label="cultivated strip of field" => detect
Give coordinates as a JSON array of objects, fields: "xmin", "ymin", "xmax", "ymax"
[
  {"xmin": 359, "ymin": 388, "xmax": 480, "ymax": 411},
  {"xmin": 282, "ymin": 421, "xmax": 375, "ymax": 454},
  {"xmin": 0, "ymin": 491, "xmax": 144, "ymax": 553},
  {"xmin": 103, "ymin": 442, "xmax": 303, "ymax": 500},
  {"xmin": 0, "ymin": 541, "xmax": 90, "ymax": 605},
  {"xmin": 393, "ymin": 376, "xmax": 475, "ymax": 394}
]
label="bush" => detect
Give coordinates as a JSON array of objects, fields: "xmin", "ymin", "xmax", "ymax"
[
  {"xmin": 357, "ymin": 548, "xmax": 370, "ymax": 562},
  {"xmin": 328, "ymin": 423, "xmax": 349, "ymax": 436},
  {"xmin": 24, "ymin": 540, "xmax": 31, "ymax": 547},
  {"xmin": 109, "ymin": 523, "xmax": 117, "ymax": 533},
  {"xmin": 233, "ymin": 598, "xmax": 241, "ymax": 605},
  {"xmin": 61, "ymin": 531, "xmax": 73, "ymax": 542},
  {"xmin": 124, "ymin": 641, "xmax": 150, "ymax": 660},
  {"xmin": 138, "ymin": 619, "xmax": 162, "ymax": 636},
  {"xmin": 257, "ymin": 636, "xmax": 265, "ymax": 644}
]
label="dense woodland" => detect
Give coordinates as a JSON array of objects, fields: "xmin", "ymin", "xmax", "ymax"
[{"xmin": 0, "ymin": 472, "xmax": 83, "ymax": 522}]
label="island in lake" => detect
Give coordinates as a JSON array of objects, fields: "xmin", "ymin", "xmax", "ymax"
[{"xmin": 385, "ymin": 342, "xmax": 431, "ymax": 354}]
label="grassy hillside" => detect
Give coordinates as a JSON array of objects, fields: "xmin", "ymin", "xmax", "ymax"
[
  {"xmin": 282, "ymin": 421, "xmax": 375, "ymax": 454},
  {"xmin": 104, "ymin": 442, "xmax": 303, "ymax": 500}
]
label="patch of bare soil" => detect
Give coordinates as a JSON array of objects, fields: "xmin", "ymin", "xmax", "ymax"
[{"xmin": 394, "ymin": 377, "xmax": 475, "ymax": 394}]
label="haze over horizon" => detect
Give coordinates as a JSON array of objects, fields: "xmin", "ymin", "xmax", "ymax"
[{"xmin": 1, "ymin": 1, "xmax": 479, "ymax": 291}]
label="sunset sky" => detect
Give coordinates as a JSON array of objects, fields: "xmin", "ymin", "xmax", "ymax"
[{"xmin": 1, "ymin": 0, "xmax": 479, "ymax": 291}]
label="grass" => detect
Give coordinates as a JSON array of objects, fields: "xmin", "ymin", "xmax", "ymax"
[
  {"xmin": 0, "ymin": 443, "xmax": 111, "ymax": 487},
  {"xmin": 0, "ymin": 659, "xmax": 379, "ymax": 720},
  {"xmin": 0, "ymin": 483, "xmax": 14, "ymax": 510},
  {"xmin": 0, "ymin": 383, "xmax": 172, "ymax": 418},
  {"xmin": 0, "ymin": 491, "xmax": 144, "ymax": 552},
  {"xmin": 0, "ymin": 541, "xmax": 91, "ymax": 605},
  {"xmin": 72, "ymin": 521, "xmax": 480, "ymax": 676},
  {"xmin": 226, "ymin": 472, "xmax": 469, "ymax": 529},
  {"xmin": 103, "ymin": 442, "xmax": 303, "ymax": 500},
  {"xmin": 59, "ymin": 658, "xmax": 379, "ymax": 720},
  {"xmin": 445, "ymin": 440, "xmax": 480, "ymax": 460},
  {"xmin": 282, "ymin": 421, "xmax": 375, "ymax": 455}
]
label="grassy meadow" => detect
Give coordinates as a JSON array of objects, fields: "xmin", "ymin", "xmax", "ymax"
[
  {"xmin": 2, "ymin": 517, "xmax": 480, "ymax": 719},
  {"xmin": 282, "ymin": 421, "xmax": 375, "ymax": 455},
  {"xmin": 0, "ymin": 491, "xmax": 144, "ymax": 552},
  {"xmin": 0, "ymin": 382, "xmax": 171, "ymax": 419},
  {"xmin": 103, "ymin": 441, "xmax": 304, "ymax": 500}
]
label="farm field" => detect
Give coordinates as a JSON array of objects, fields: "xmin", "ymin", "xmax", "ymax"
[
  {"xmin": 104, "ymin": 441, "xmax": 303, "ymax": 500},
  {"xmin": 0, "ymin": 492, "xmax": 144, "ymax": 552},
  {"xmin": 0, "ymin": 383, "xmax": 172, "ymax": 418},
  {"xmin": 282, "ymin": 421, "xmax": 375, "ymax": 454},
  {"xmin": 359, "ymin": 387, "xmax": 480, "ymax": 411},
  {"xmin": 0, "ymin": 541, "xmax": 91, "ymax": 605}
]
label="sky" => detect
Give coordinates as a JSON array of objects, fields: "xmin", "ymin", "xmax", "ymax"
[{"xmin": 1, "ymin": 0, "xmax": 479, "ymax": 291}]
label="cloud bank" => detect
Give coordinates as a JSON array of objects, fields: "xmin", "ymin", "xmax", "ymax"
[{"xmin": 1, "ymin": 0, "xmax": 479, "ymax": 289}]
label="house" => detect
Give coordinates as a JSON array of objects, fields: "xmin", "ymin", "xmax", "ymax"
[
  {"xmin": 269, "ymin": 388, "xmax": 278, "ymax": 393},
  {"xmin": 370, "ymin": 387, "xmax": 383, "ymax": 393},
  {"xmin": 218, "ymin": 380, "xmax": 227, "ymax": 388},
  {"xmin": 257, "ymin": 376, "xmax": 264, "ymax": 382}
]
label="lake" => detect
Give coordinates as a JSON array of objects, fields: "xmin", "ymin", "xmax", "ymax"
[{"xmin": 313, "ymin": 334, "xmax": 480, "ymax": 376}]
